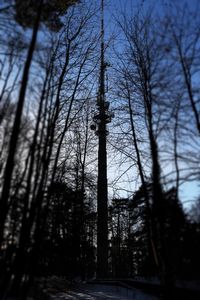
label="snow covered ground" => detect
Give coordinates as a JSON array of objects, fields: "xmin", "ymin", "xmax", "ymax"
[{"xmin": 49, "ymin": 283, "xmax": 160, "ymax": 300}]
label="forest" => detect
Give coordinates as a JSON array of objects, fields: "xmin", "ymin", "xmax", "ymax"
[{"xmin": 0, "ymin": 0, "xmax": 200, "ymax": 299}]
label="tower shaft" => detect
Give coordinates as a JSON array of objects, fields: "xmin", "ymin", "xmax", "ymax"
[{"xmin": 96, "ymin": 0, "xmax": 108, "ymax": 279}]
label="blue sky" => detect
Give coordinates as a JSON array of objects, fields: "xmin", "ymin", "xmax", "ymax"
[
  {"xmin": 98, "ymin": 0, "xmax": 200, "ymax": 208},
  {"xmin": 95, "ymin": 0, "xmax": 200, "ymax": 46},
  {"xmin": 104, "ymin": 0, "xmax": 200, "ymax": 26}
]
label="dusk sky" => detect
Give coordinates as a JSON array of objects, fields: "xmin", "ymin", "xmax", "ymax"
[
  {"xmin": 92, "ymin": 0, "xmax": 200, "ymax": 49},
  {"xmin": 96, "ymin": 0, "xmax": 200, "ymax": 208}
]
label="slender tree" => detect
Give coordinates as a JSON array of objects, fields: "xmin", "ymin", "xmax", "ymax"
[{"xmin": 0, "ymin": 0, "xmax": 79, "ymax": 249}]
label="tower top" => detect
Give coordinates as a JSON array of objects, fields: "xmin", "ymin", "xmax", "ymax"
[
  {"xmin": 101, "ymin": 0, "xmax": 104, "ymax": 46},
  {"xmin": 99, "ymin": 0, "xmax": 105, "ymax": 106}
]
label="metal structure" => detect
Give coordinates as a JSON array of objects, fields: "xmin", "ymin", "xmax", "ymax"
[{"xmin": 91, "ymin": 0, "xmax": 114, "ymax": 278}]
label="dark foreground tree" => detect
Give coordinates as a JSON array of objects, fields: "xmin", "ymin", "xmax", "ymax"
[{"xmin": 0, "ymin": 0, "xmax": 79, "ymax": 250}]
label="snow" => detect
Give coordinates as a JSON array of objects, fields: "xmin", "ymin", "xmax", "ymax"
[{"xmin": 49, "ymin": 283, "xmax": 160, "ymax": 300}]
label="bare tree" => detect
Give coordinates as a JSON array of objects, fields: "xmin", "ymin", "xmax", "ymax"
[
  {"xmin": 0, "ymin": 0, "xmax": 79, "ymax": 250},
  {"xmin": 2, "ymin": 3, "xmax": 99, "ymax": 295},
  {"xmin": 114, "ymin": 8, "xmax": 177, "ymax": 298},
  {"xmin": 164, "ymin": 2, "xmax": 200, "ymax": 135}
]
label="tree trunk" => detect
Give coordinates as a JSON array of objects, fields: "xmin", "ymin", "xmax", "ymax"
[{"xmin": 0, "ymin": 0, "xmax": 43, "ymax": 248}]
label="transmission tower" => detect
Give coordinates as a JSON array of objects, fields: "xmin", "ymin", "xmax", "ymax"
[{"xmin": 91, "ymin": 0, "xmax": 114, "ymax": 278}]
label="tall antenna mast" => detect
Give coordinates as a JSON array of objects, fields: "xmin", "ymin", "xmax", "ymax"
[{"xmin": 91, "ymin": 0, "xmax": 114, "ymax": 279}]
